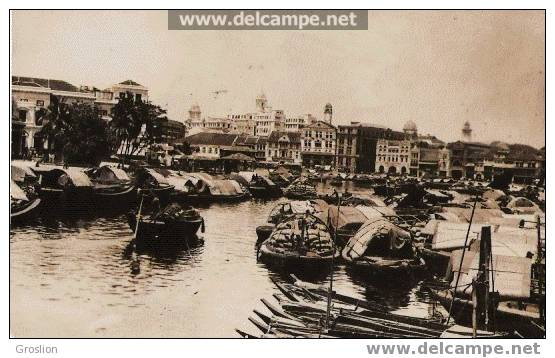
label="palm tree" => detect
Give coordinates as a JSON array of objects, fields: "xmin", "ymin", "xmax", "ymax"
[{"xmin": 110, "ymin": 91, "xmax": 166, "ymax": 167}]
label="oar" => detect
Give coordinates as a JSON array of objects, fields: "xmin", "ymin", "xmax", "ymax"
[{"xmin": 133, "ymin": 192, "xmax": 145, "ymax": 239}]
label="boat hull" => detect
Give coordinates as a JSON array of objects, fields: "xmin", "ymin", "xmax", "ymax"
[
  {"xmin": 93, "ymin": 185, "xmax": 137, "ymax": 211},
  {"xmin": 39, "ymin": 187, "xmax": 95, "ymax": 216},
  {"xmin": 258, "ymin": 244, "xmax": 338, "ymax": 272},
  {"xmin": 127, "ymin": 214, "xmax": 203, "ymax": 244},
  {"xmin": 177, "ymin": 192, "xmax": 250, "ymax": 203},
  {"xmin": 249, "ymin": 186, "xmax": 282, "ymax": 199},
  {"xmin": 430, "ymin": 289, "xmax": 544, "ymax": 338},
  {"xmin": 255, "ymin": 225, "xmax": 275, "ymax": 245},
  {"xmin": 346, "ymin": 257, "xmax": 427, "ymax": 279},
  {"xmin": 10, "ymin": 198, "xmax": 42, "ymax": 224}
]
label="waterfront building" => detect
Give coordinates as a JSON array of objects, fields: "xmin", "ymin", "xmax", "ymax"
[
  {"xmin": 336, "ymin": 122, "xmax": 407, "ymax": 174},
  {"xmin": 186, "ymin": 93, "xmax": 285, "ymax": 137},
  {"xmin": 111, "ymin": 80, "xmax": 149, "ymax": 103},
  {"xmin": 415, "ymin": 147, "xmax": 451, "ymax": 178},
  {"xmin": 447, "ymin": 140, "xmax": 491, "ymax": 180},
  {"xmin": 11, "ymin": 76, "xmax": 150, "ymax": 158},
  {"xmin": 154, "ymin": 118, "xmax": 186, "ymax": 142},
  {"xmin": 184, "ymin": 132, "xmax": 240, "ymax": 159},
  {"xmin": 266, "ymin": 131, "xmax": 302, "ymax": 164},
  {"xmin": 11, "ymin": 76, "xmax": 96, "ymax": 156},
  {"xmin": 235, "ymin": 134, "xmax": 267, "ymax": 161},
  {"xmin": 375, "ymin": 137, "xmax": 412, "ymax": 175},
  {"xmin": 229, "ymin": 113, "xmax": 256, "ymax": 136},
  {"xmin": 283, "ymin": 114, "xmax": 316, "ymax": 132},
  {"xmin": 300, "ymin": 120, "xmax": 336, "ymax": 168}
]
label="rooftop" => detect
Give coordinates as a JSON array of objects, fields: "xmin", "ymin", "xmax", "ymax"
[
  {"xmin": 184, "ymin": 132, "xmax": 238, "ymax": 146},
  {"xmin": 118, "ymin": 80, "xmax": 143, "ymax": 87},
  {"xmin": 12, "ymin": 76, "xmax": 81, "ymax": 93}
]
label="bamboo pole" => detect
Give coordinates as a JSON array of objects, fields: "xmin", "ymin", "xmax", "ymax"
[
  {"xmin": 325, "ymin": 190, "xmax": 341, "ymax": 329},
  {"xmin": 446, "ymin": 195, "xmax": 478, "ymax": 325}
]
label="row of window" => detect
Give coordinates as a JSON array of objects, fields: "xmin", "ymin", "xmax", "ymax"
[
  {"xmin": 200, "ymin": 146, "xmax": 219, "ymax": 154},
  {"xmin": 377, "ymin": 155, "xmax": 409, "ymax": 163}
]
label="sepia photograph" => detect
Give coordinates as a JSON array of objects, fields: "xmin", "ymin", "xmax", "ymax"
[{"xmin": 8, "ymin": 7, "xmax": 546, "ymax": 346}]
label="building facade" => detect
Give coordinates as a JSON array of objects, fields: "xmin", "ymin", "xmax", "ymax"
[
  {"xmin": 300, "ymin": 120, "xmax": 336, "ymax": 168},
  {"xmin": 375, "ymin": 138, "xmax": 412, "ymax": 175},
  {"xmin": 283, "ymin": 114, "xmax": 316, "ymax": 132},
  {"xmin": 336, "ymin": 122, "xmax": 407, "ymax": 174},
  {"xmin": 12, "ymin": 76, "xmax": 96, "ymax": 156},
  {"xmin": 266, "ymin": 131, "xmax": 302, "ymax": 164}
]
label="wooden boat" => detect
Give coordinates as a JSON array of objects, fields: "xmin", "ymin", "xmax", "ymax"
[
  {"xmin": 284, "ymin": 178, "xmax": 317, "ymax": 200},
  {"xmin": 134, "ymin": 167, "xmax": 174, "ymax": 205},
  {"xmin": 256, "ymin": 200, "xmax": 329, "ymax": 244},
  {"xmin": 31, "ymin": 165, "xmax": 95, "ymax": 214},
  {"xmin": 329, "ymin": 177, "xmax": 343, "ymax": 187},
  {"xmin": 127, "ymin": 203, "xmax": 204, "ymax": 244},
  {"xmin": 430, "ymin": 289, "xmax": 543, "ymax": 338},
  {"xmin": 10, "ymin": 180, "xmax": 41, "ymax": 224},
  {"xmin": 239, "ymin": 277, "xmax": 453, "ymax": 339},
  {"xmin": 85, "ymin": 165, "xmax": 136, "ymax": 210},
  {"xmin": 174, "ymin": 172, "xmax": 249, "ymax": 203},
  {"xmin": 373, "ymin": 184, "xmax": 399, "ymax": 197},
  {"xmin": 342, "ymin": 218, "xmax": 425, "ymax": 278},
  {"xmin": 258, "ymin": 213, "xmax": 339, "ymax": 271},
  {"xmin": 318, "ymin": 205, "xmax": 370, "ymax": 247},
  {"xmin": 231, "ymin": 171, "xmax": 282, "ymax": 199},
  {"xmin": 429, "ymin": 225, "xmax": 545, "ymax": 338},
  {"xmin": 248, "ymin": 176, "xmax": 282, "ymax": 199}
]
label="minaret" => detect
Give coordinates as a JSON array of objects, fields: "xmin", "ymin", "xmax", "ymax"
[
  {"xmin": 256, "ymin": 93, "xmax": 267, "ymax": 112},
  {"xmin": 323, "ymin": 103, "xmax": 333, "ymax": 124},
  {"xmin": 186, "ymin": 103, "xmax": 201, "ymax": 128},
  {"xmin": 188, "ymin": 103, "xmax": 201, "ymax": 121},
  {"xmin": 462, "ymin": 121, "xmax": 472, "ymax": 142}
]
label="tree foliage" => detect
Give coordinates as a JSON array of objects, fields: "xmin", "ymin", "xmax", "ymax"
[
  {"xmin": 39, "ymin": 95, "xmax": 112, "ymax": 166},
  {"xmin": 109, "ymin": 92, "xmax": 167, "ymax": 165}
]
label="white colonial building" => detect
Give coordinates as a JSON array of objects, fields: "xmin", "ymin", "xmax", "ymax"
[
  {"xmin": 300, "ymin": 120, "xmax": 336, "ymax": 168},
  {"xmin": 375, "ymin": 138, "xmax": 413, "ymax": 175},
  {"xmin": 11, "ymin": 76, "xmax": 149, "ymax": 157},
  {"xmin": 283, "ymin": 114, "xmax": 316, "ymax": 132}
]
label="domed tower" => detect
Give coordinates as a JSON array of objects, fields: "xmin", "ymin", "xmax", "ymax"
[
  {"xmin": 462, "ymin": 121, "xmax": 472, "ymax": 142},
  {"xmin": 256, "ymin": 93, "xmax": 267, "ymax": 112},
  {"xmin": 188, "ymin": 103, "xmax": 201, "ymax": 121},
  {"xmin": 403, "ymin": 120, "xmax": 418, "ymax": 137},
  {"xmin": 323, "ymin": 103, "xmax": 333, "ymax": 124}
]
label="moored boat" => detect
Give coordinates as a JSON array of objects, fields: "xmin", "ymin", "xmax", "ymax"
[
  {"xmin": 85, "ymin": 165, "xmax": 136, "ymax": 210},
  {"xmin": 127, "ymin": 203, "xmax": 205, "ymax": 245},
  {"xmin": 31, "ymin": 165, "xmax": 94, "ymax": 215},
  {"xmin": 342, "ymin": 218, "xmax": 425, "ymax": 278},
  {"xmin": 258, "ymin": 213, "xmax": 339, "ymax": 271},
  {"xmin": 248, "ymin": 175, "xmax": 282, "ymax": 199},
  {"xmin": 10, "ymin": 179, "xmax": 41, "ymax": 224},
  {"xmin": 284, "ymin": 178, "xmax": 317, "ymax": 200},
  {"xmin": 256, "ymin": 200, "xmax": 329, "ymax": 245},
  {"xmin": 134, "ymin": 167, "xmax": 174, "ymax": 205},
  {"xmin": 177, "ymin": 172, "xmax": 249, "ymax": 203}
]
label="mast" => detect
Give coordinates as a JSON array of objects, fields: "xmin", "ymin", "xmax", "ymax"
[
  {"xmin": 325, "ymin": 190, "xmax": 341, "ymax": 330},
  {"xmin": 472, "ymin": 225, "xmax": 492, "ymax": 337},
  {"xmin": 447, "ymin": 195, "xmax": 478, "ymax": 325}
]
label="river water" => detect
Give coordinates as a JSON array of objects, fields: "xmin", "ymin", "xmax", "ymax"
[{"xmin": 10, "ymin": 182, "xmax": 439, "ymax": 338}]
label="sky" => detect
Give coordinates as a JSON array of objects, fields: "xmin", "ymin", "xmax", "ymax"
[{"xmin": 11, "ymin": 10, "xmax": 545, "ymax": 148}]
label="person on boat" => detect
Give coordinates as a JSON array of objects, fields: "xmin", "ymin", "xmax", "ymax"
[{"xmin": 150, "ymin": 190, "xmax": 161, "ymax": 218}]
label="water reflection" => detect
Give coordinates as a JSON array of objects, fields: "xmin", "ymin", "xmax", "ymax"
[{"xmin": 10, "ymin": 187, "xmax": 437, "ymax": 337}]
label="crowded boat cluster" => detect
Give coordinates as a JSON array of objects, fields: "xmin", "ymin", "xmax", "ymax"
[{"xmin": 10, "ymin": 160, "xmax": 545, "ymax": 338}]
